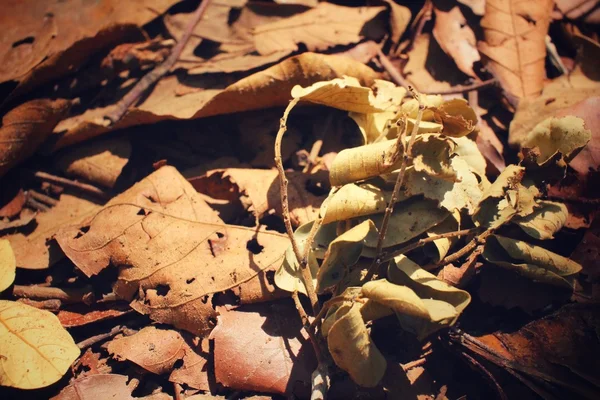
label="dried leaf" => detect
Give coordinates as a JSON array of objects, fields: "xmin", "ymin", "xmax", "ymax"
[
  {"xmin": 482, "ymin": 234, "xmax": 582, "ymax": 288},
  {"xmin": 411, "ymin": 135, "xmax": 457, "ymax": 181},
  {"xmin": 0, "ymin": 300, "xmax": 79, "ymax": 389},
  {"xmin": 512, "ymin": 201, "xmax": 568, "ymax": 240},
  {"xmin": 0, "ymin": 188, "xmax": 26, "ymax": 218},
  {"xmin": 327, "ymin": 303, "xmax": 387, "ymax": 388},
  {"xmin": 554, "ymin": 0, "xmax": 600, "ymax": 23},
  {"xmin": 432, "ymin": 98, "xmax": 478, "ymax": 138},
  {"xmin": 433, "ymin": 5, "xmax": 480, "ymax": 77},
  {"xmin": 317, "ymin": 220, "xmax": 378, "ymax": 293},
  {"xmin": 56, "ymin": 167, "xmax": 289, "ymax": 336},
  {"xmin": 403, "ymin": 34, "xmax": 456, "ymax": 93},
  {"xmin": 0, "ymin": 208, "xmax": 36, "ymax": 233},
  {"xmin": 478, "ymin": 0, "xmax": 554, "ymax": 100},
  {"xmin": 51, "ymin": 374, "xmax": 170, "ymax": 400},
  {"xmin": 0, "ymin": 239, "xmax": 16, "ymax": 292},
  {"xmin": 0, "ymin": 99, "xmax": 70, "ymax": 177},
  {"xmin": 386, "ymin": 0, "xmax": 411, "ymax": 45},
  {"xmin": 4, "ymin": 194, "xmax": 100, "ymax": 270},
  {"xmin": 210, "ymin": 301, "xmax": 315, "ymax": 395},
  {"xmin": 425, "ymin": 212, "xmax": 461, "ymax": 262},
  {"xmin": 55, "ymin": 138, "xmax": 131, "ymax": 189},
  {"xmin": 51, "ymin": 53, "xmax": 377, "ymax": 150},
  {"xmin": 322, "ymin": 183, "xmax": 394, "ymax": 224},
  {"xmin": 452, "ymin": 136, "xmax": 488, "ymax": 178},
  {"xmin": 57, "ymin": 303, "xmax": 132, "ymax": 328},
  {"xmin": 524, "ymin": 116, "xmax": 592, "ymax": 165},
  {"xmin": 253, "ymin": 3, "xmax": 385, "ymax": 55}
]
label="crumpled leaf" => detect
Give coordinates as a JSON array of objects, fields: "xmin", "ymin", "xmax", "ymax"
[
  {"xmin": 512, "ymin": 201, "xmax": 568, "ymax": 240},
  {"xmin": 108, "ymin": 326, "xmax": 209, "ymax": 390},
  {"xmin": 253, "ymin": 3, "xmax": 385, "ymax": 55},
  {"xmin": 0, "ymin": 300, "xmax": 80, "ymax": 389},
  {"xmin": 327, "ymin": 303, "xmax": 386, "ymax": 388},
  {"xmin": 51, "ymin": 52, "xmax": 378, "ymax": 150},
  {"xmin": 432, "ymin": 98, "xmax": 478, "ymax": 138},
  {"xmin": 362, "ymin": 199, "xmax": 449, "ymax": 248},
  {"xmin": 0, "ymin": 99, "xmax": 70, "ymax": 177},
  {"xmin": 425, "ymin": 212, "xmax": 461, "ymax": 262},
  {"xmin": 56, "ymin": 166, "xmax": 288, "ymax": 336},
  {"xmin": 482, "ymin": 235, "xmax": 582, "ymax": 288},
  {"xmin": 524, "ymin": 116, "xmax": 592, "ymax": 165},
  {"xmin": 0, "ymin": 239, "xmax": 16, "ymax": 292},
  {"xmin": 4, "ymin": 193, "xmax": 101, "ymax": 270},
  {"xmin": 452, "ymin": 136, "xmax": 488, "ymax": 178},
  {"xmin": 51, "ymin": 374, "xmax": 170, "ymax": 400},
  {"xmin": 292, "ymin": 77, "xmax": 403, "ymax": 113},
  {"xmin": 403, "ymin": 34, "xmax": 457, "ymax": 93},
  {"xmin": 433, "ymin": 5, "xmax": 480, "ymax": 77},
  {"xmin": 411, "ymin": 135, "xmax": 458, "ymax": 181},
  {"xmin": 54, "ymin": 138, "xmax": 131, "ymax": 189},
  {"xmin": 317, "ymin": 220, "xmax": 377, "ymax": 293},
  {"xmin": 405, "ymin": 157, "xmax": 483, "ymax": 213},
  {"xmin": 477, "ymin": 0, "xmax": 554, "ymax": 100},
  {"xmin": 210, "ymin": 301, "xmax": 315, "ymax": 395}
]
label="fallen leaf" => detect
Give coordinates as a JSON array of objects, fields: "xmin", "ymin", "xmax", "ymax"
[
  {"xmin": 0, "ymin": 209, "xmax": 37, "ymax": 233},
  {"xmin": 425, "ymin": 212, "xmax": 461, "ymax": 262},
  {"xmin": 0, "ymin": 188, "xmax": 26, "ymax": 218},
  {"xmin": 0, "ymin": 300, "xmax": 80, "ymax": 389},
  {"xmin": 432, "ymin": 98, "xmax": 478, "ymax": 138},
  {"xmin": 386, "ymin": 0, "xmax": 412, "ymax": 45},
  {"xmin": 253, "ymin": 3, "xmax": 385, "ymax": 55},
  {"xmin": 54, "ymin": 138, "xmax": 131, "ymax": 189},
  {"xmin": 452, "ymin": 136, "xmax": 488, "ymax": 178},
  {"xmin": 0, "ymin": 0, "xmax": 180, "ymax": 98},
  {"xmin": 475, "ymin": 118, "xmax": 506, "ymax": 174},
  {"xmin": 433, "ymin": 5, "xmax": 480, "ymax": 77},
  {"xmin": 512, "ymin": 201, "xmax": 568, "ymax": 240},
  {"xmin": 323, "ymin": 183, "xmax": 394, "ymax": 224},
  {"xmin": 482, "ymin": 234, "xmax": 582, "ymax": 288},
  {"xmin": 3, "ymin": 193, "xmax": 100, "ymax": 270},
  {"xmin": 210, "ymin": 301, "xmax": 316, "ymax": 395},
  {"xmin": 0, "ymin": 239, "xmax": 16, "ymax": 292},
  {"xmin": 56, "ymin": 166, "xmax": 289, "ymax": 336},
  {"xmin": 458, "ymin": 0, "xmax": 486, "ymax": 16},
  {"xmin": 0, "ymin": 99, "xmax": 70, "ymax": 177},
  {"xmin": 73, "ymin": 348, "xmax": 111, "ymax": 378},
  {"xmin": 554, "ymin": 0, "xmax": 600, "ymax": 23},
  {"xmin": 327, "ymin": 303, "xmax": 387, "ymax": 388},
  {"xmin": 411, "ymin": 135, "xmax": 457, "ymax": 181},
  {"xmin": 56, "ymin": 303, "xmax": 132, "ymax": 328},
  {"xmin": 477, "ymin": 0, "xmax": 554, "ymax": 100},
  {"xmin": 108, "ymin": 325, "xmax": 209, "ymax": 390},
  {"xmin": 51, "ymin": 374, "xmax": 171, "ymax": 400},
  {"xmin": 51, "ymin": 52, "xmax": 378, "ymax": 150}
]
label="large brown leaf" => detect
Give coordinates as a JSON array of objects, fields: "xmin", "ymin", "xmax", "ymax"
[
  {"xmin": 478, "ymin": 0, "xmax": 554, "ymax": 100},
  {"xmin": 0, "ymin": 99, "xmax": 70, "ymax": 177},
  {"xmin": 51, "ymin": 52, "xmax": 378, "ymax": 150},
  {"xmin": 51, "ymin": 374, "xmax": 170, "ymax": 400},
  {"xmin": 0, "ymin": 0, "xmax": 180, "ymax": 98},
  {"xmin": 55, "ymin": 166, "xmax": 289, "ymax": 336}
]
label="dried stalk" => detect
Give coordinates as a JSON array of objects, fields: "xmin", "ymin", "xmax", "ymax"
[
  {"xmin": 29, "ymin": 190, "xmax": 59, "ymax": 206},
  {"xmin": 363, "ymin": 88, "xmax": 425, "ymax": 282},
  {"xmin": 104, "ymin": 0, "xmax": 212, "ymax": 124},
  {"xmin": 437, "ymin": 229, "xmax": 492, "ymax": 267},
  {"xmin": 33, "ymin": 171, "xmax": 109, "ymax": 200},
  {"xmin": 13, "ymin": 284, "xmax": 94, "ymax": 305},
  {"xmin": 423, "ymin": 78, "xmax": 498, "ymax": 95}
]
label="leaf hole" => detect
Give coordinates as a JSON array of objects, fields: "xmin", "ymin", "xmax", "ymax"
[
  {"xmin": 74, "ymin": 225, "xmax": 90, "ymax": 239},
  {"xmin": 265, "ymin": 271, "xmax": 276, "ymax": 286},
  {"xmin": 186, "ymin": 277, "xmax": 196, "ymax": 284},
  {"xmin": 173, "ymin": 359, "xmax": 184, "ymax": 369},
  {"xmin": 156, "ymin": 284, "xmax": 170, "ymax": 297},
  {"xmin": 12, "ymin": 36, "xmax": 34, "ymax": 48},
  {"xmin": 216, "ymin": 231, "xmax": 225, "ymax": 238},
  {"xmin": 246, "ymin": 238, "xmax": 264, "ymax": 254}
]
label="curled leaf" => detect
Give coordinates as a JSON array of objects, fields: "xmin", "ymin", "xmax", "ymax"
[
  {"xmin": 452, "ymin": 136, "xmax": 488, "ymax": 178},
  {"xmin": 432, "ymin": 98, "xmax": 478, "ymax": 137},
  {"xmin": 482, "ymin": 235, "xmax": 582, "ymax": 288},
  {"xmin": 424, "ymin": 212, "xmax": 461, "ymax": 262},
  {"xmin": 0, "ymin": 239, "xmax": 16, "ymax": 292},
  {"xmin": 327, "ymin": 304, "xmax": 387, "ymax": 387},
  {"xmin": 512, "ymin": 201, "xmax": 568, "ymax": 240},
  {"xmin": 322, "ymin": 183, "xmax": 393, "ymax": 224},
  {"xmin": 411, "ymin": 135, "xmax": 458, "ymax": 181},
  {"xmin": 0, "ymin": 300, "xmax": 80, "ymax": 389}
]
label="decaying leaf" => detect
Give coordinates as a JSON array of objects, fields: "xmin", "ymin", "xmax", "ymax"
[
  {"xmin": 327, "ymin": 303, "xmax": 387, "ymax": 388},
  {"xmin": 482, "ymin": 235, "xmax": 582, "ymax": 288},
  {"xmin": 4, "ymin": 193, "xmax": 101, "ymax": 270},
  {"xmin": 51, "ymin": 374, "xmax": 170, "ymax": 400},
  {"xmin": 0, "ymin": 239, "xmax": 16, "ymax": 292},
  {"xmin": 56, "ymin": 167, "xmax": 288, "ymax": 336},
  {"xmin": 524, "ymin": 116, "xmax": 592, "ymax": 165},
  {"xmin": 512, "ymin": 201, "xmax": 568, "ymax": 240},
  {"xmin": 56, "ymin": 303, "xmax": 132, "ymax": 328},
  {"xmin": 403, "ymin": 34, "xmax": 455, "ymax": 93},
  {"xmin": 108, "ymin": 326, "xmax": 209, "ymax": 390},
  {"xmin": 0, "ymin": 300, "xmax": 80, "ymax": 389},
  {"xmin": 478, "ymin": 0, "xmax": 554, "ymax": 100},
  {"xmin": 317, "ymin": 220, "xmax": 377, "ymax": 293},
  {"xmin": 0, "ymin": 99, "xmax": 70, "ymax": 177},
  {"xmin": 253, "ymin": 3, "xmax": 385, "ymax": 55},
  {"xmin": 210, "ymin": 301, "xmax": 315, "ymax": 395},
  {"xmin": 322, "ymin": 183, "xmax": 395, "ymax": 224},
  {"xmin": 54, "ymin": 138, "xmax": 131, "ymax": 189},
  {"xmin": 432, "ymin": 98, "xmax": 478, "ymax": 138},
  {"xmin": 411, "ymin": 135, "xmax": 457, "ymax": 181}
]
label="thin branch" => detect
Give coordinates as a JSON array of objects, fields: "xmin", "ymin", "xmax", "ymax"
[
  {"xmin": 26, "ymin": 196, "xmax": 50, "ymax": 212},
  {"xmin": 292, "ymin": 291, "xmax": 323, "ymax": 365},
  {"xmin": 274, "ymin": 98, "xmax": 321, "ymax": 314},
  {"xmin": 436, "ymin": 229, "xmax": 493, "ymax": 267},
  {"xmin": 104, "ymin": 0, "xmax": 212, "ymax": 124},
  {"xmin": 29, "ymin": 190, "xmax": 59, "ymax": 206},
  {"xmin": 543, "ymin": 195, "xmax": 600, "ymax": 205},
  {"xmin": 76, "ymin": 325, "xmax": 126, "ymax": 349},
  {"xmin": 13, "ymin": 285, "xmax": 94, "ymax": 305},
  {"xmin": 363, "ymin": 88, "xmax": 424, "ymax": 282},
  {"xmin": 33, "ymin": 171, "xmax": 109, "ymax": 200},
  {"xmin": 377, "ymin": 49, "xmax": 411, "ymax": 91},
  {"xmin": 423, "ymin": 79, "xmax": 498, "ymax": 95}
]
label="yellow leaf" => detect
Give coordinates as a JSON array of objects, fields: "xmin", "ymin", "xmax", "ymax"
[
  {"xmin": 0, "ymin": 300, "xmax": 80, "ymax": 389},
  {"xmin": 512, "ymin": 201, "xmax": 568, "ymax": 240},
  {"xmin": 524, "ymin": 116, "xmax": 592, "ymax": 164},
  {"xmin": 323, "ymin": 183, "xmax": 399, "ymax": 224},
  {"xmin": 0, "ymin": 240, "xmax": 16, "ymax": 292}
]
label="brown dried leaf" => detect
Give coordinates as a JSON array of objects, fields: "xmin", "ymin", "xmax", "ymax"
[
  {"xmin": 253, "ymin": 3, "xmax": 385, "ymax": 55},
  {"xmin": 0, "ymin": 239, "xmax": 16, "ymax": 292},
  {"xmin": 4, "ymin": 193, "xmax": 100, "ymax": 270},
  {"xmin": 0, "ymin": 99, "xmax": 70, "ymax": 177},
  {"xmin": 56, "ymin": 303, "xmax": 131, "ymax": 328},
  {"xmin": 210, "ymin": 301, "xmax": 315, "ymax": 395},
  {"xmin": 51, "ymin": 53, "xmax": 377, "ymax": 150},
  {"xmin": 478, "ymin": 0, "xmax": 554, "ymax": 100},
  {"xmin": 54, "ymin": 138, "xmax": 131, "ymax": 189},
  {"xmin": 51, "ymin": 374, "xmax": 171, "ymax": 400},
  {"xmin": 0, "ymin": 189, "xmax": 26, "ymax": 218},
  {"xmin": 55, "ymin": 166, "xmax": 289, "ymax": 336}
]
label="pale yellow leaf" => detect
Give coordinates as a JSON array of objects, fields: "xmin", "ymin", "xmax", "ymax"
[
  {"xmin": 411, "ymin": 135, "xmax": 458, "ymax": 181},
  {"xmin": 451, "ymin": 136, "xmax": 487, "ymax": 178},
  {"xmin": 512, "ymin": 201, "xmax": 568, "ymax": 240},
  {"xmin": 524, "ymin": 116, "xmax": 592, "ymax": 164},
  {"xmin": 0, "ymin": 240, "xmax": 16, "ymax": 292}
]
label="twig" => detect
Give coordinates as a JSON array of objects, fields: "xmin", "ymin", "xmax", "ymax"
[
  {"xmin": 26, "ymin": 196, "xmax": 50, "ymax": 212},
  {"xmin": 402, "ymin": 356, "xmax": 428, "ymax": 372},
  {"xmin": 274, "ymin": 98, "xmax": 321, "ymax": 314},
  {"xmin": 437, "ymin": 229, "xmax": 492, "ymax": 267},
  {"xmin": 173, "ymin": 382, "xmax": 184, "ymax": 400},
  {"xmin": 29, "ymin": 190, "xmax": 59, "ymax": 206},
  {"xmin": 377, "ymin": 49, "xmax": 411, "ymax": 91},
  {"xmin": 363, "ymin": 88, "xmax": 424, "ymax": 282},
  {"xmin": 33, "ymin": 171, "xmax": 109, "ymax": 200},
  {"xmin": 104, "ymin": 0, "xmax": 212, "ymax": 124},
  {"xmin": 292, "ymin": 291, "xmax": 323, "ymax": 365},
  {"xmin": 16, "ymin": 298, "xmax": 62, "ymax": 311},
  {"xmin": 13, "ymin": 284, "xmax": 94, "ymax": 305},
  {"xmin": 543, "ymin": 195, "xmax": 600, "ymax": 205},
  {"xmin": 77, "ymin": 325, "xmax": 126, "ymax": 349},
  {"xmin": 423, "ymin": 79, "xmax": 498, "ymax": 95}
]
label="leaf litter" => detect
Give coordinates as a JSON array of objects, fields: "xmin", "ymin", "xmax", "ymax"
[{"xmin": 0, "ymin": 1, "xmax": 598, "ymax": 399}]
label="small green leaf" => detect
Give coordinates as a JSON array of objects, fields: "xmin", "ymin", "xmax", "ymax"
[{"xmin": 512, "ymin": 201, "xmax": 567, "ymax": 240}]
